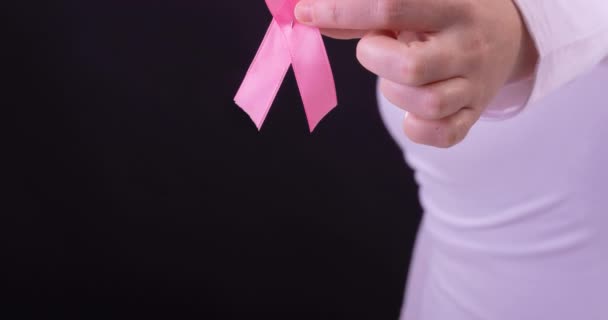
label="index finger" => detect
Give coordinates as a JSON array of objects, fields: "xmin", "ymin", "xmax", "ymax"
[{"xmin": 294, "ymin": 0, "xmax": 455, "ymax": 31}]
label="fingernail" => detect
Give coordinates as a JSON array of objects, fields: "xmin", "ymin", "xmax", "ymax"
[{"xmin": 294, "ymin": 2, "xmax": 312, "ymax": 24}]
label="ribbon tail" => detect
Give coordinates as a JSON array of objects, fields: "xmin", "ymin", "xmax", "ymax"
[
  {"xmin": 234, "ymin": 20, "xmax": 292, "ymax": 130},
  {"xmin": 289, "ymin": 24, "xmax": 337, "ymax": 132}
]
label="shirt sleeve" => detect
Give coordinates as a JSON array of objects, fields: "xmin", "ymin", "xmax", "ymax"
[{"xmin": 482, "ymin": 0, "xmax": 608, "ymax": 119}]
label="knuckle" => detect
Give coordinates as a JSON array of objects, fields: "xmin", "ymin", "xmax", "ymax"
[
  {"xmin": 396, "ymin": 56, "xmax": 410, "ymax": 83},
  {"xmin": 466, "ymin": 29, "xmax": 491, "ymax": 57},
  {"xmin": 375, "ymin": 0, "xmax": 403, "ymax": 26},
  {"xmin": 398, "ymin": 49, "xmax": 426, "ymax": 86},
  {"xmin": 461, "ymin": 54, "xmax": 479, "ymax": 73},
  {"xmin": 327, "ymin": 0, "xmax": 341, "ymax": 24},
  {"xmin": 421, "ymin": 92, "xmax": 443, "ymax": 119},
  {"xmin": 441, "ymin": 0, "xmax": 476, "ymax": 24},
  {"xmin": 470, "ymin": 31, "xmax": 487, "ymax": 52},
  {"xmin": 404, "ymin": 55, "xmax": 426, "ymax": 85},
  {"xmin": 456, "ymin": 0, "xmax": 477, "ymax": 20}
]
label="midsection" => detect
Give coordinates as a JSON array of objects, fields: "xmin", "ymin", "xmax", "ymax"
[
  {"xmin": 378, "ymin": 63, "xmax": 608, "ymax": 261},
  {"xmin": 382, "ymin": 64, "xmax": 608, "ymax": 319}
]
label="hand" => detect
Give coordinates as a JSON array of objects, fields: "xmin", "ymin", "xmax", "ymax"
[{"xmin": 295, "ymin": 0, "xmax": 538, "ymax": 148}]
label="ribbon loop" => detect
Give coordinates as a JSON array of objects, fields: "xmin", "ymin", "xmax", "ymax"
[
  {"xmin": 266, "ymin": 0, "xmax": 297, "ymax": 25},
  {"xmin": 234, "ymin": 0, "xmax": 338, "ymax": 132}
]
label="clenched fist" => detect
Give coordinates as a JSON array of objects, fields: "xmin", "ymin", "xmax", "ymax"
[{"xmin": 295, "ymin": 0, "xmax": 538, "ymax": 147}]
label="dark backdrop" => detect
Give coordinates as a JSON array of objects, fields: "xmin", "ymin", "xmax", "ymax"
[{"xmin": 5, "ymin": 1, "xmax": 422, "ymax": 319}]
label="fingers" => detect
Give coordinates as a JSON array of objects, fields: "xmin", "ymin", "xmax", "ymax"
[
  {"xmin": 319, "ymin": 28, "xmax": 367, "ymax": 40},
  {"xmin": 294, "ymin": 0, "xmax": 455, "ymax": 31},
  {"xmin": 319, "ymin": 22, "xmax": 424, "ymax": 41},
  {"xmin": 357, "ymin": 31, "xmax": 464, "ymax": 86},
  {"xmin": 380, "ymin": 77, "xmax": 472, "ymax": 120},
  {"xmin": 403, "ymin": 106, "xmax": 480, "ymax": 148}
]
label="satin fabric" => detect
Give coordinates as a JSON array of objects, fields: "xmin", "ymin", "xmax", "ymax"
[{"xmin": 235, "ymin": 0, "xmax": 337, "ymax": 131}]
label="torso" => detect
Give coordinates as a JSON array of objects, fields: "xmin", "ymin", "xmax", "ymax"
[{"xmin": 379, "ymin": 62, "xmax": 608, "ymax": 320}]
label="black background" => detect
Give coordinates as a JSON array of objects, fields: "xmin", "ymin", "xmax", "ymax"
[{"xmin": 5, "ymin": 1, "xmax": 422, "ymax": 319}]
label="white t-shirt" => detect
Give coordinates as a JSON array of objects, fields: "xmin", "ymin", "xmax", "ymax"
[{"xmin": 379, "ymin": 59, "xmax": 608, "ymax": 319}]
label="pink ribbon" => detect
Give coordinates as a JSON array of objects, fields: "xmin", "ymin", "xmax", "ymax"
[{"xmin": 234, "ymin": 0, "xmax": 338, "ymax": 132}]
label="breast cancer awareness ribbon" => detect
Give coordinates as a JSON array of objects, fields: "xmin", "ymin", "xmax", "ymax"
[{"xmin": 234, "ymin": 0, "xmax": 338, "ymax": 132}]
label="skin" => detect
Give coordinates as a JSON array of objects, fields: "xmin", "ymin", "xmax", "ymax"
[{"xmin": 294, "ymin": 0, "xmax": 539, "ymax": 148}]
